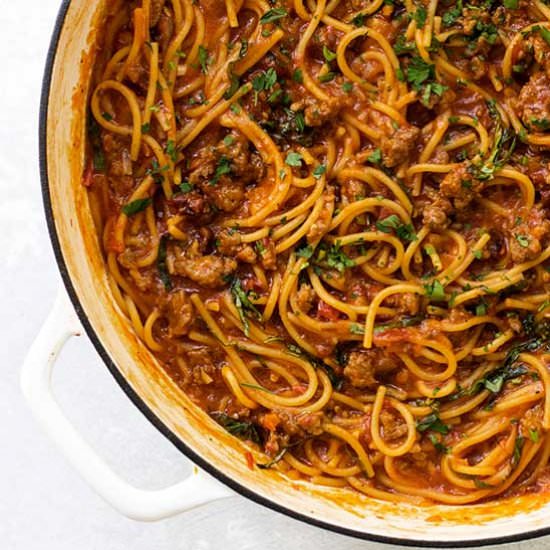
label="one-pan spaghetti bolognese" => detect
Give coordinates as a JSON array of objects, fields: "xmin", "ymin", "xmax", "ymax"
[{"xmin": 86, "ymin": 0, "xmax": 550, "ymax": 504}]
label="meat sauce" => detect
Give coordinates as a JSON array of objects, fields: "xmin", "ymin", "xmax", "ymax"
[{"xmin": 86, "ymin": 0, "xmax": 550, "ymax": 504}]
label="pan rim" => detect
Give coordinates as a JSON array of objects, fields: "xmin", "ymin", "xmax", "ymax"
[{"xmin": 38, "ymin": 1, "xmax": 550, "ymax": 546}]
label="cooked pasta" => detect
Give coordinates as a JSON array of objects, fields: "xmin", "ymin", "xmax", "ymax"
[{"xmin": 85, "ymin": 0, "xmax": 550, "ymax": 504}]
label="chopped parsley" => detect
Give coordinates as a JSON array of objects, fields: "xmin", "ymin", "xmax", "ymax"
[
  {"xmin": 342, "ymin": 81, "xmax": 354, "ymax": 93},
  {"xmin": 406, "ymin": 56, "xmax": 436, "ymax": 90},
  {"xmin": 352, "ymin": 13, "xmax": 365, "ymax": 27},
  {"xmin": 376, "ymin": 214, "xmax": 417, "ymax": 242},
  {"xmin": 198, "ymin": 45, "xmax": 210, "ymax": 74},
  {"xmin": 532, "ymin": 25, "xmax": 550, "ymax": 47},
  {"xmin": 480, "ymin": 364, "xmax": 527, "ymax": 394},
  {"xmin": 513, "ymin": 435, "xmax": 525, "ymax": 466},
  {"xmin": 230, "ymin": 278, "xmax": 262, "ymax": 336},
  {"xmin": 294, "ymin": 110, "xmax": 306, "ymax": 132},
  {"xmin": 473, "ymin": 118, "xmax": 517, "ymax": 181},
  {"xmin": 349, "ymin": 323, "xmax": 365, "ymax": 335},
  {"xmin": 530, "ymin": 117, "xmax": 550, "ymax": 131},
  {"xmin": 165, "ymin": 139, "xmax": 178, "ymax": 162},
  {"xmin": 473, "ymin": 478, "xmax": 492, "ymax": 489},
  {"xmin": 292, "ymin": 68, "xmax": 304, "ymax": 83},
  {"xmin": 442, "ymin": 0, "xmax": 462, "ymax": 27},
  {"xmin": 259, "ymin": 8, "xmax": 287, "ymax": 24},
  {"xmin": 179, "ymin": 181, "xmax": 193, "ymax": 193},
  {"xmin": 210, "ymin": 156, "xmax": 232, "ymax": 185},
  {"xmin": 93, "ymin": 149, "xmax": 105, "ymax": 172},
  {"xmin": 421, "ymin": 82, "xmax": 447, "ymax": 105},
  {"xmin": 405, "ymin": 56, "xmax": 447, "ymax": 106},
  {"xmin": 295, "ymin": 244, "xmax": 314, "ymax": 259},
  {"xmin": 122, "ymin": 198, "xmax": 152, "ymax": 216},
  {"xmin": 223, "ymin": 67, "xmax": 240, "ymax": 99},
  {"xmin": 475, "ymin": 302, "xmax": 488, "ymax": 316},
  {"xmin": 318, "ymin": 72, "xmax": 337, "ymax": 83},
  {"xmin": 88, "ymin": 118, "xmax": 106, "ymax": 172},
  {"xmin": 252, "ymin": 67, "xmax": 278, "ymax": 103},
  {"xmin": 313, "ymin": 164, "xmax": 327, "ymax": 179},
  {"xmin": 394, "ymin": 36, "xmax": 417, "ymax": 56},
  {"xmin": 157, "ymin": 236, "xmax": 172, "ymax": 290},
  {"xmin": 423, "ymin": 280, "xmax": 446, "ymax": 301},
  {"xmin": 413, "ymin": 7, "xmax": 427, "ymax": 27},
  {"xmin": 374, "ymin": 316, "xmax": 424, "ymax": 333},
  {"xmin": 323, "ymin": 45, "xmax": 337, "ymax": 62},
  {"xmin": 449, "ymin": 359, "xmax": 530, "ymax": 402},
  {"xmin": 287, "ymin": 343, "xmax": 344, "ymax": 390},
  {"xmin": 239, "ymin": 38, "xmax": 248, "ymax": 59},
  {"xmin": 285, "ymin": 151, "xmax": 303, "ymax": 167},
  {"xmin": 515, "ymin": 234, "xmax": 530, "ymax": 248},
  {"xmin": 368, "ymin": 148, "xmax": 382, "ymax": 165},
  {"xmin": 146, "ymin": 159, "xmax": 170, "ymax": 185},
  {"xmin": 417, "ymin": 412, "xmax": 450, "ymax": 434},
  {"xmin": 325, "ymin": 241, "xmax": 355, "ymax": 272},
  {"xmin": 429, "ymin": 433, "xmax": 450, "ymax": 454}
]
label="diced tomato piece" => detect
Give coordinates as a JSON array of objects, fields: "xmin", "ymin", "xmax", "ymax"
[
  {"xmin": 261, "ymin": 412, "xmax": 280, "ymax": 431},
  {"xmin": 317, "ymin": 300, "xmax": 340, "ymax": 321},
  {"xmin": 82, "ymin": 160, "xmax": 94, "ymax": 187},
  {"xmin": 244, "ymin": 451, "xmax": 255, "ymax": 470},
  {"xmin": 291, "ymin": 384, "xmax": 308, "ymax": 395},
  {"xmin": 373, "ymin": 327, "xmax": 414, "ymax": 344},
  {"xmin": 105, "ymin": 217, "xmax": 125, "ymax": 253},
  {"xmin": 242, "ymin": 277, "xmax": 261, "ymax": 292}
]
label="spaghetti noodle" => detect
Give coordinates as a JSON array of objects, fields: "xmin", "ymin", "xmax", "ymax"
[{"xmin": 86, "ymin": 0, "xmax": 550, "ymax": 504}]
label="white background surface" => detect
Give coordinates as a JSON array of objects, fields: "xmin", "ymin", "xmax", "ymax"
[{"xmin": 1, "ymin": 1, "xmax": 549, "ymax": 549}]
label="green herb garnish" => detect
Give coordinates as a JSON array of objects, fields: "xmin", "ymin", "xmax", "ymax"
[
  {"xmin": 423, "ymin": 280, "xmax": 446, "ymax": 301},
  {"xmin": 417, "ymin": 412, "xmax": 450, "ymax": 434},
  {"xmin": 285, "ymin": 151, "xmax": 304, "ymax": 167},
  {"xmin": 198, "ymin": 45, "xmax": 210, "ymax": 74},
  {"xmin": 122, "ymin": 198, "xmax": 152, "ymax": 216},
  {"xmin": 376, "ymin": 214, "xmax": 417, "ymax": 242},
  {"xmin": 157, "ymin": 236, "xmax": 172, "ymax": 290},
  {"xmin": 211, "ymin": 412, "xmax": 262, "ymax": 445},
  {"xmin": 313, "ymin": 164, "xmax": 327, "ymax": 179},
  {"xmin": 210, "ymin": 156, "xmax": 232, "ymax": 185},
  {"xmin": 230, "ymin": 277, "xmax": 262, "ymax": 336},
  {"xmin": 259, "ymin": 8, "xmax": 288, "ymax": 24}
]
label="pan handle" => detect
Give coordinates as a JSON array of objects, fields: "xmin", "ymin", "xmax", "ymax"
[{"xmin": 21, "ymin": 288, "xmax": 234, "ymax": 521}]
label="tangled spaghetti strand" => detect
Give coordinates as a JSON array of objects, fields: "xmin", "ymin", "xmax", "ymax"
[{"xmin": 85, "ymin": 0, "xmax": 550, "ymax": 505}]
